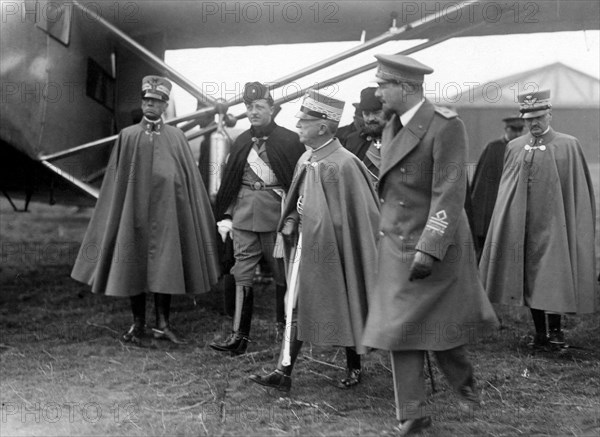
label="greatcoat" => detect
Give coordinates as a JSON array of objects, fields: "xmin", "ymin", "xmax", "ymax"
[
  {"xmin": 480, "ymin": 128, "xmax": 597, "ymax": 313},
  {"xmin": 71, "ymin": 119, "xmax": 220, "ymax": 296},
  {"xmin": 362, "ymin": 100, "xmax": 498, "ymax": 351}
]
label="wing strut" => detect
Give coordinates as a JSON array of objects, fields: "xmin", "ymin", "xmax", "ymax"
[
  {"xmin": 40, "ymin": 0, "xmax": 493, "ymax": 200},
  {"xmin": 40, "ymin": 160, "xmax": 100, "ymax": 200}
]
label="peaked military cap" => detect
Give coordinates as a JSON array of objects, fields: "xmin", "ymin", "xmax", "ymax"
[
  {"xmin": 518, "ymin": 89, "xmax": 552, "ymax": 119},
  {"xmin": 243, "ymin": 82, "xmax": 274, "ymax": 105},
  {"xmin": 141, "ymin": 76, "xmax": 172, "ymax": 102},
  {"xmin": 296, "ymin": 89, "xmax": 345, "ymax": 122},
  {"xmin": 374, "ymin": 54, "xmax": 434, "ymax": 84},
  {"xmin": 502, "ymin": 114, "xmax": 525, "ymax": 128}
]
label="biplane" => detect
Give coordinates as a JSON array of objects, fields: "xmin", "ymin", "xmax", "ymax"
[{"xmin": 2, "ymin": 0, "xmax": 599, "ymax": 210}]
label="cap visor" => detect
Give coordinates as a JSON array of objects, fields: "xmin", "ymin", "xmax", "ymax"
[
  {"xmin": 521, "ymin": 109, "xmax": 549, "ymax": 119},
  {"xmin": 142, "ymin": 92, "xmax": 167, "ymax": 101}
]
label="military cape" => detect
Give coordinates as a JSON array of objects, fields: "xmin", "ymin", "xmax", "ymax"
[
  {"xmin": 480, "ymin": 128, "xmax": 597, "ymax": 313},
  {"xmin": 469, "ymin": 137, "xmax": 509, "ymax": 242},
  {"xmin": 71, "ymin": 120, "xmax": 220, "ymax": 296},
  {"xmin": 281, "ymin": 140, "xmax": 380, "ymax": 354}
]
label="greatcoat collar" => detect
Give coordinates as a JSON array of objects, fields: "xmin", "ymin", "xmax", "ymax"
[{"xmin": 378, "ymin": 99, "xmax": 435, "ymax": 181}]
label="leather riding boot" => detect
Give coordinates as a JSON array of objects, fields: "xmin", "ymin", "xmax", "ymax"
[
  {"xmin": 122, "ymin": 294, "xmax": 146, "ymax": 344},
  {"xmin": 210, "ymin": 286, "xmax": 253, "ymax": 355},
  {"xmin": 338, "ymin": 347, "xmax": 362, "ymax": 389},
  {"xmin": 249, "ymin": 323, "xmax": 303, "ymax": 392},
  {"xmin": 221, "ymin": 274, "xmax": 236, "ymax": 317},
  {"xmin": 152, "ymin": 293, "xmax": 187, "ymax": 344},
  {"xmin": 547, "ymin": 313, "xmax": 565, "ymax": 347},
  {"xmin": 528, "ymin": 308, "xmax": 548, "ymax": 348},
  {"xmin": 275, "ymin": 284, "xmax": 286, "ymax": 342}
]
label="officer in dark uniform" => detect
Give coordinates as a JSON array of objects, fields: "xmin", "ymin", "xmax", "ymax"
[
  {"xmin": 344, "ymin": 87, "xmax": 387, "ymax": 185},
  {"xmin": 469, "ymin": 115, "xmax": 524, "ymax": 258},
  {"xmin": 209, "ymin": 82, "xmax": 305, "ymax": 355}
]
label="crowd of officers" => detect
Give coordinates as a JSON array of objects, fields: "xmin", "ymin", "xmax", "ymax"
[{"xmin": 71, "ymin": 53, "xmax": 598, "ymax": 436}]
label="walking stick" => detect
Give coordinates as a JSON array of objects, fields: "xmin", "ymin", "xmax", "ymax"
[
  {"xmin": 282, "ymin": 233, "xmax": 302, "ymax": 366},
  {"xmin": 426, "ymin": 351, "xmax": 436, "ymax": 393}
]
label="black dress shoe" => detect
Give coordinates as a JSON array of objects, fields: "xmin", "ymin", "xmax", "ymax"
[
  {"xmin": 548, "ymin": 330, "xmax": 566, "ymax": 348},
  {"xmin": 395, "ymin": 416, "xmax": 432, "ymax": 436},
  {"xmin": 337, "ymin": 368, "xmax": 361, "ymax": 389},
  {"xmin": 248, "ymin": 369, "xmax": 291, "ymax": 392},
  {"xmin": 122, "ymin": 324, "xmax": 145, "ymax": 346},
  {"xmin": 527, "ymin": 333, "xmax": 549, "ymax": 349},
  {"xmin": 152, "ymin": 326, "xmax": 187, "ymax": 344},
  {"xmin": 209, "ymin": 332, "xmax": 249, "ymax": 355},
  {"xmin": 458, "ymin": 385, "xmax": 482, "ymax": 413}
]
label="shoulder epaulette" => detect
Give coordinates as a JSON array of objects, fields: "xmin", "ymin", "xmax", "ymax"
[{"xmin": 434, "ymin": 106, "xmax": 458, "ymax": 119}]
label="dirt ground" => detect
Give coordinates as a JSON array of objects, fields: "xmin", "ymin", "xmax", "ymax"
[{"xmin": 0, "ymin": 194, "xmax": 599, "ymax": 437}]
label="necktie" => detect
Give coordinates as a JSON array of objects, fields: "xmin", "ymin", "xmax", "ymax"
[{"xmin": 394, "ymin": 116, "xmax": 403, "ymax": 137}]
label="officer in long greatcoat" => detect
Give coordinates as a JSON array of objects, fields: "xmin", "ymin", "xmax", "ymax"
[
  {"xmin": 209, "ymin": 82, "xmax": 305, "ymax": 355},
  {"xmin": 361, "ymin": 55, "xmax": 498, "ymax": 436}
]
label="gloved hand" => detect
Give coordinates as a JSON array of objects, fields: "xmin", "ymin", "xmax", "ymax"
[
  {"xmin": 216, "ymin": 219, "xmax": 233, "ymax": 243},
  {"xmin": 280, "ymin": 218, "xmax": 298, "ymax": 243},
  {"xmin": 409, "ymin": 250, "xmax": 434, "ymax": 281}
]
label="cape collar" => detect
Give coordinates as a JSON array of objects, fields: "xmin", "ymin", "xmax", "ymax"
[
  {"xmin": 308, "ymin": 138, "xmax": 340, "ymax": 162},
  {"xmin": 250, "ymin": 120, "xmax": 277, "ymax": 139},
  {"xmin": 524, "ymin": 127, "xmax": 556, "ymax": 151},
  {"xmin": 141, "ymin": 116, "xmax": 164, "ymax": 134}
]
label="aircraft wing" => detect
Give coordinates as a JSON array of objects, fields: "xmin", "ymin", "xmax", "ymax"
[
  {"xmin": 2, "ymin": 0, "xmax": 599, "ymax": 209},
  {"xmin": 82, "ymin": 0, "xmax": 600, "ymax": 49}
]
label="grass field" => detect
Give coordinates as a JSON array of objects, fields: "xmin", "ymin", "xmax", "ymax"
[{"xmin": 0, "ymin": 179, "xmax": 599, "ymax": 437}]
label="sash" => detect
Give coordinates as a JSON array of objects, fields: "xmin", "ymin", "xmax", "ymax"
[
  {"xmin": 247, "ymin": 146, "xmax": 278, "ymax": 186},
  {"xmin": 246, "ymin": 146, "xmax": 287, "ymax": 258}
]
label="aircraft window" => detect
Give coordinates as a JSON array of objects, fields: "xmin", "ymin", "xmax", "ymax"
[
  {"xmin": 86, "ymin": 58, "xmax": 115, "ymax": 111},
  {"xmin": 35, "ymin": 0, "xmax": 72, "ymax": 46}
]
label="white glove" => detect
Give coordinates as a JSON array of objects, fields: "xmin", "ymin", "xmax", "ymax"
[{"xmin": 216, "ymin": 219, "xmax": 233, "ymax": 242}]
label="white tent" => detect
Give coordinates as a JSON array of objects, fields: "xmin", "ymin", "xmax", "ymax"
[{"xmin": 450, "ymin": 63, "xmax": 600, "ymax": 164}]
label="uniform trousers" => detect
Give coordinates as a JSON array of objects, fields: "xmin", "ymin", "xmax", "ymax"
[
  {"xmin": 230, "ymin": 228, "xmax": 284, "ymax": 287},
  {"xmin": 390, "ymin": 345, "xmax": 474, "ymax": 420}
]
